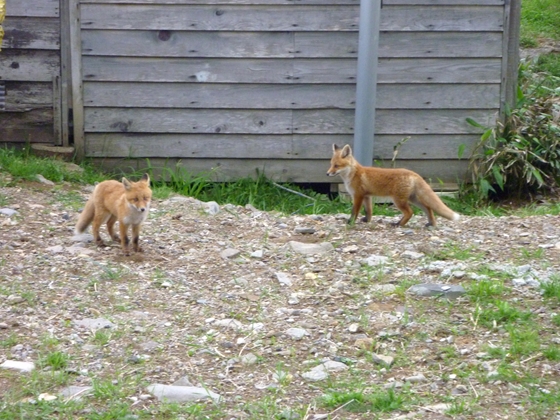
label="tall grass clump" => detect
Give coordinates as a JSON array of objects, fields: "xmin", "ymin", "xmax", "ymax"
[{"xmin": 465, "ymin": 63, "xmax": 560, "ymax": 203}]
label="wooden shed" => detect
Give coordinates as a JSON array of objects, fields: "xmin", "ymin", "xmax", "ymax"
[
  {"xmin": 3, "ymin": 0, "xmax": 520, "ymax": 185},
  {"xmin": 0, "ymin": 0, "xmax": 70, "ymax": 146}
]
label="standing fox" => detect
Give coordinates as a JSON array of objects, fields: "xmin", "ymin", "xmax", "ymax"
[
  {"xmin": 75, "ymin": 174, "xmax": 152, "ymax": 255},
  {"xmin": 327, "ymin": 144, "xmax": 460, "ymax": 227}
]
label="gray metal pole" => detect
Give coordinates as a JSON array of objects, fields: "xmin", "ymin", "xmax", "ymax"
[{"xmin": 353, "ymin": 0, "xmax": 382, "ymax": 166}]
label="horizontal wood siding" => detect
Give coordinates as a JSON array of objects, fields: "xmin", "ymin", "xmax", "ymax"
[
  {"xmin": 0, "ymin": 0, "xmax": 60, "ymax": 144},
  {"xmin": 80, "ymin": 0, "xmax": 506, "ymax": 182}
]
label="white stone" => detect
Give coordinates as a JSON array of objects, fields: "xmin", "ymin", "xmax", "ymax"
[{"xmin": 0, "ymin": 360, "xmax": 35, "ymax": 372}]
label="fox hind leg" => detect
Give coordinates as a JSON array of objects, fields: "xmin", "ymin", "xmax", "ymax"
[{"xmin": 392, "ymin": 199, "xmax": 414, "ymax": 227}]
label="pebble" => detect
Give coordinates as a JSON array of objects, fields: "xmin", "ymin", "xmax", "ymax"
[
  {"xmin": 288, "ymin": 241, "xmax": 334, "ymax": 255},
  {"xmin": 0, "ymin": 360, "xmax": 35, "ymax": 372},
  {"xmin": 73, "ymin": 318, "xmax": 115, "ymax": 330},
  {"xmin": 147, "ymin": 384, "xmax": 222, "ymax": 403},
  {"xmin": 276, "ymin": 272, "xmax": 293, "ymax": 287},
  {"xmin": 371, "ymin": 354, "xmax": 395, "ymax": 367},
  {"xmin": 36, "ymin": 174, "xmax": 55, "ymax": 186},
  {"xmin": 285, "ymin": 327, "xmax": 309, "ymax": 340},
  {"xmin": 407, "ymin": 283, "xmax": 466, "ymax": 299},
  {"xmin": 0, "ymin": 208, "xmax": 19, "ymax": 216},
  {"xmin": 220, "ymin": 248, "xmax": 241, "ymax": 259}
]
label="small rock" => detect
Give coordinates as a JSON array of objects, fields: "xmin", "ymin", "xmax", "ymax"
[
  {"xmin": 72, "ymin": 318, "xmax": 115, "ymax": 330},
  {"xmin": 147, "ymin": 384, "xmax": 222, "ymax": 403},
  {"xmin": 38, "ymin": 393, "xmax": 57, "ymax": 401},
  {"xmin": 60, "ymin": 386, "xmax": 93, "ymax": 401},
  {"xmin": 288, "ymin": 241, "xmax": 334, "ymax": 255},
  {"xmin": 295, "ymin": 226, "xmax": 316, "ymax": 234},
  {"xmin": 201, "ymin": 201, "xmax": 220, "ymax": 215},
  {"xmin": 348, "ymin": 323, "xmax": 361, "ymax": 333},
  {"xmin": 407, "ymin": 283, "xmax": 466, "ymax": 299},
  {"xmin": 285, "ymin": 327, "xmax": 309, "ymax": 340},
  {"xmin": 7, "ymin": 295, "xmax": 25, "ymax": 305},
  {"xmin": 401, "ymin": 250, "xmax": 424, "ymax": 260},
  {"xmin": 213, "ymin": 318, "xmax": 245, "ymax": 331},
  {"xmin": 250, "ymin": 250, "xmax": 264, "ymax": 259},
  {"xmin": 0, "ymin": 360, "xmax": 35, "ymax": 372},
  {"xmin": 46, "ymin": 245, "xmax": 64, "ymax": 254},
  {"xmin": 276, "ymin": 272, "xmax": 293, "ymax": 287},
  {"xmin": 0, "ymin": 208, "xmax": 18, "ymax": 217},
  {"xmin": 361, "ymin": 255, "xmax": 389, "ymax": 266},
  {"xmin": 371, "ymin": 354, "xmax": 394, "ymax": 367},
  {"xmin": 36, "ymin": 174, "xmax": 55, "ymax": 186},
  {"xmin": 220, "ymin": 248, "xmax": 241, "ymax": 259},
  {"xmin": 405, "ymin": 373, "xmax": 427, "ymax": 383},
  {"xmin": 240, "ymin": 353, "xmax": 258, "ymax": 365},
  {"xmin": 342, "ymin": 245, "xmax": 359, "ymax": 253}
]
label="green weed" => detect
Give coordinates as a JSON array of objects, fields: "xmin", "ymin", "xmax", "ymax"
[
  {"xmin": 541, "ymin": 275, "xmax": 560, "ymax": 301},
  {"xmin": 320, "ymin": 386, "xmax": 405, "ymax": 413}
]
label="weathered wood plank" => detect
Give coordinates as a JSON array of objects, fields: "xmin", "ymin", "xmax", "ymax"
[
  {"xmin": 385, "ymin": 0, "xmax": 503, "ymax": 5},
  {"xmin": 0, "ymin": 128, "xmax": 54, "ymax": 143},
  {"xmin": 82, "ymin": 30, "xmax": 502, "ymax": 59},
  {"xmin": 0, "ymin": 50, "xmax": 60, "ymax": 81},
  {"xmin": 81, "ymin": 5, "xmax": 359, "ymax": 31},
  {"xmin": 82, "ymin": 82, "xmax": 499, "ymax": 110},
  {"xmin": 80, "ymin": 4, "xmax": 502, "ymax": 32},
  {"xmin": 83, "ymin": 82, "xmax": 356, "ymax": 109},
  {"xmin": 7, "ymin": 0, "xmax": 60, "ymax": 18},
  {"xmin": 81, "ymin": 0, "xmax": 360, "ymax": 4},
  {"xmin": 83, "ymin": 108, "xmax": 492, "ymax": 135},
  {"xmin": 4, "ymin": 82, "xmax": 53, "ymax": 111},
  {"xmin": 2, "ymin": 17, "xmax": 60, "ymax": 50},
  {"xmin": 82, "ymin": 56, "xmax": 501, "ymax": 84},
  {"xmin": 375, "ymin": 109, "xmax": 496, "ymax": 135},
  {"xmin": 84, "ymin": 108, "xmax": 298, "ymax": 134},
  {"xmin": 84, "ymin": 133, "xmax": 478, "ymax": 160},
  {"xmin": 89, "ymin": 156, "xmax": 469, "ymax": 183},
  {"xmin": 82, "ymin": 57, "xmax": 357, "ymax": 84},
  {"xmin": 381, "ymin": 6, "xmax": 503, "ymax": 31},
  {"xmin": 0, "ymin": 108, "xmax": 54, "ymax": 129}
]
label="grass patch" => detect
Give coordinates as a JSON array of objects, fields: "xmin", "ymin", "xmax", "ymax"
[
  {"xmin": 540, "ymin": 275, "xmax": 560, "ymax": 301},
  {"xmin": 520, "ymin": 0, "xmax": 560, "ymax": 44},
  {"xmin": 0, "ymin": 146, "xmax": 104, "ymax": 185},
  {"xmin": 320, "ymin": 387, "xmax": 405, "ymax": 413},
  {"xmin": 475, "ymin": 300, "xmax": 533, "ymax": 329}
]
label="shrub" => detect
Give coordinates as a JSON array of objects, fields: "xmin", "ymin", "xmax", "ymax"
[{"xmin": 466, "ymin": 63, "xmax": 560, "ymax": 201}]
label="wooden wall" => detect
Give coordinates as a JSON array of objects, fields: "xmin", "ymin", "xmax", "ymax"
[
  {"xmin": 0, "ymin": 0, "xmax": 65, "ymax": 145},
  {"xmin": 74, "ymin": 0, "xmax": 515, "ymax": 183}
]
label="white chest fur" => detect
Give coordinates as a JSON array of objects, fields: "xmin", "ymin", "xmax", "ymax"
[{"xmin": 123, "ymin": 203, "xmax": 150, "ymax": 225}]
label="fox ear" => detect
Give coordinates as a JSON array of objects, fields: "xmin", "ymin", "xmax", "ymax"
[
  {"xmin": 332, "ymin": 144, "xmax": 340, "ymax": 152},
  {"xmin": 122, "ymin": 177, "xmax": 132, "ymax": 190},
  {"xmin": 141, "ymin": 173, "xmax": 150, "ymax": 185},
  {"xmin": 341, "ymin": 144, "xmax": 352, "ymax": 158}
]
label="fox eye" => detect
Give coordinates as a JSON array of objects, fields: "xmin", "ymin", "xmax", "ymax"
[{"xmin": 133, "ymin": 198, "xmax": 139, "ymax": 202}]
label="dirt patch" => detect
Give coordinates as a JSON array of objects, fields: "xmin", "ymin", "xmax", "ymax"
[{"xmin": 1, "ymin": 181, "xmax": 560, "ymax": 418}]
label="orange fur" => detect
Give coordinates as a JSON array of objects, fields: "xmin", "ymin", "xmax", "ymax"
[
  {"xmin": 327, "ymin": 144, "xmax": 460, "ymax": 227},
  {"xmin": 75, "ymin": 174, "xmax": 152, "ymax": 254}
]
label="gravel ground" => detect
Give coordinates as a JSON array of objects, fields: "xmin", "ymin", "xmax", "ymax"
[{"xmin": 1, "ymin": 178, "xmax": 560, "ymax": 419}]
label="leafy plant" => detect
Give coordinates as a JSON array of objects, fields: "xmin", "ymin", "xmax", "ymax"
[{"xmin": 466, "ymin": 65, "xmax": 560, "ymax": 202}]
